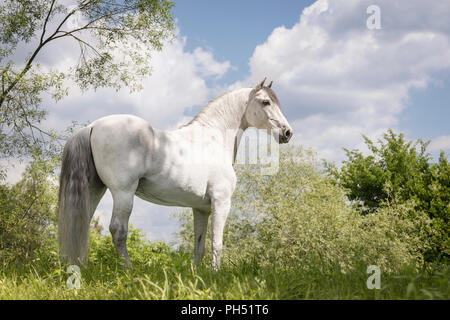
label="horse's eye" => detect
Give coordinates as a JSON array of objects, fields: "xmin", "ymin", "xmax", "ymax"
[{"xmin": 262, "ymin": 100, "xmax": 270, "ymax": 106}]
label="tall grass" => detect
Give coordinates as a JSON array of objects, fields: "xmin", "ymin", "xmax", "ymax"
[
  {"xmin": 1, "ymin": 146, "xmax": 448, "ymax": 300},
  {"xmin": 0, "ymin": 227, "xmax": 448, "ymax": 300}
]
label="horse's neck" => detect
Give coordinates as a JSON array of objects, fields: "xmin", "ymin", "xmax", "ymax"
[
  {"xmin": 183, "ymin": 88, "xmax": 252, "ymax": 163},
  {"xmin": 187, "ymin": 88, "xmax": 251, "ymax": 130}
]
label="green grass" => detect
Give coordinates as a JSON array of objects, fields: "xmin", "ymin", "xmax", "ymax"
[{"xmin": 1, "ymin": 237, "xmax": 448, "ymax": 300}]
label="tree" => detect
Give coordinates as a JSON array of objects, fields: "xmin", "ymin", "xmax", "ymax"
[
  {"xmin": 0, "ymin": 0, "xmax": 174, "ymax": 160},
  {"xmin": 327, "ymin": 129, "xmax": 449, "ymax": 262}
]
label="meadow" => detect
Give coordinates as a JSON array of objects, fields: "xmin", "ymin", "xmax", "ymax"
[
  {"xmin": 0, "ymin": 227, "xmax": 448, "ymax": 300},
  {"xmin": 1, "ymin": 140, "xmax": 449, "ymax": 300}
]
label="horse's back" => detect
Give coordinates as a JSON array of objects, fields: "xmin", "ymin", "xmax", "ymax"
[
  {"xmin": 90, "ymin": 114, "xmax": 155, "ymax": 191},
  {"xmin": 90, "ymin": 114, "xmax": 151, "ymax": 133}
]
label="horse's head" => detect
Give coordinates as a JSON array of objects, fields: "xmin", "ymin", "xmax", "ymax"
[{"xmin": 245, "ymin": 77, "xmax": 293, "ymax": 143}]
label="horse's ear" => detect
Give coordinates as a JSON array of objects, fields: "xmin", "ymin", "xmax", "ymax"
[
  {"xmin": 268, "ymin": 80, "xmax": 273, "ymax": 88},
  {"xmin": 256, "ymin": 77, "xmax": 266, "ymax": 90}
]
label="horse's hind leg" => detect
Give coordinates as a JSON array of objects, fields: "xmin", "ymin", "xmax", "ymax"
[
  {"xmin": 109, "ymin": 190, "xmax": 135, "ymax": 268},
  {"xmin": 89, "ymin": 183, "xmax": 106, "ymax": 221},
  {"xmin": 193, "ymin": 208, "xmax": 210, "ymax": 266}
]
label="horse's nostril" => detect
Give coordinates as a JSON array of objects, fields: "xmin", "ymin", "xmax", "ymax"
[{"xmin": 285, "ymin": 129, "xmax": 291, "ymax": 138}]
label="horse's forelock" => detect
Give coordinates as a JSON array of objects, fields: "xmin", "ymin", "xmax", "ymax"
[{"xmin": 262, "ymin": 87, "xmax": 280, "ymax": 107}]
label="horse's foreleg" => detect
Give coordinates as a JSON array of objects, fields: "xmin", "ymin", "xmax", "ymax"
[
  {"xmin": 109, "ymin": 190, "xmax": 135, "ymax": 268},
  {"xmin": 210, "ymin": 197, "xmax": 231, "ymax": 271},
  {"xmin": 193, "ymin": 208, "xmax": 210, "ymax": 266}
]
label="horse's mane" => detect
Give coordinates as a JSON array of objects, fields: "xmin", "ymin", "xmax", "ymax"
[
  {"xmin": 179, "ymin": 86, "xmax": 280, "ymax": 129},
  {"xmin": 180, "ymin": 91, "xmax": 231, "ymax": 128}
]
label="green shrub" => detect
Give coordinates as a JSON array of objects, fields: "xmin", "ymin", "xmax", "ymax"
[
  {"xmin": 175, "ymin": 146, "xmax": 433, "ymax": 274},
  {"xmin": 0, "ymin": 156, "xmax": 58, "ymax": 265},
  {"xmin": 88, "ymin": 222, "xmax": 182, "ymax": 272},
  {"xmin": 326, "ymin": 130, "xmax": 449, "ymax": 262}
]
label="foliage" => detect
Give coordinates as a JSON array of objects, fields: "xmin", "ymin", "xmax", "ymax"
[
  {"xmin": 175, "ymin": 146, "xmax": 433, "ymax": 274},
  {"xmin": 0, "ymin": 225, "xmax": 448, "ymax": 300},
  {"xmin": 326, "ymin": 130, "xmax": 449, "ymax": 262},
  {"xmin": 0, "ymin": 141, "xmax": 447, "ymax": 299},
  {"xmin": 0, "ymin": 155, "xmax": 59, "ymax": 264},
  {"xmin": 0, "ymin": 0, "xmax": 174, "ymax": 159}
]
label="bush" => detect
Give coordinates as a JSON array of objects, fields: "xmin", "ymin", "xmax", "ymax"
[
  {"xmin": 175, "ymin": 146, "xmax": 433, "ymax": 274},
  {"xmin": 88, "ymin": 222, "xmax": 182, "ymax": 272},
  {"xmin": 0, "ymin": 156, "xmax": 58, "ymax": 265},
  {"xmin": 327, "ymin": 130, "xmax": 449, "ymax": 262}
]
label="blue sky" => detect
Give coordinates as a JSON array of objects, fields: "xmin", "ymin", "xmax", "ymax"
[
  {"xmin": 402, "ymin": 75, "xmax": 450, "ymax": 141},
  {"xmin": 6, "ymin": 0, "xmax": 450, "ymax": 242},
  {"xmin": 173, "ymin": 0, "xmax": 316, "ymax": 83}
]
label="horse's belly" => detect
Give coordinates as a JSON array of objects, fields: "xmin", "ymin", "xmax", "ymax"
[{"xmin": 135, "ymin": 176, "xmax": 211, "ymax": 208}]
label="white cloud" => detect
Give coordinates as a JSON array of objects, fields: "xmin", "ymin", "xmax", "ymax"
[
  {"xmin": 242, "ymin": 0, "xmax": 450, "ymax": 161},
  {"xmin": 39, "ymin": 29, "xmax": 231, "ymax": 131},
  {"xmin": 429, "ymin": 135, "xmax": 450, "ymax": 153},
  {"xmin": 192, "ymin": 47, "xmax": 232, "ymax": 79}
]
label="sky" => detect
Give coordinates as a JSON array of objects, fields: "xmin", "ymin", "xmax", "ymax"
[{"xmin": 4, "ymin": 0, "xmax": 450, "ymax": 243}]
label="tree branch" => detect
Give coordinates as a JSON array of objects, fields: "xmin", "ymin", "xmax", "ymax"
[
  {"xmin": 0, "ymin": 1, "xmax": 81, "ymax": 108},
  {"xmin": 52, "ymin": 31, "xmax": 102, "ymax": 57},
  {"xmin": 0, "ymin": 0, "xmax": 147, "ymax": 108},
  {"xmin": 39, "ymin": 0, "xmax": 56, "ymax": 45},
  {"xmin": 51, "ymin": 3, "xmax": 136, "ymax": 41},
  {"xmin": 1, "ymin": 68, "xmax": 5, "ymax": 95}
]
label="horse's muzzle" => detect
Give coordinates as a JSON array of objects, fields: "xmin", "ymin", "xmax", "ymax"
[{"xmin": 279, "ymin": 126, "xmax": 293, "ymax": 144}]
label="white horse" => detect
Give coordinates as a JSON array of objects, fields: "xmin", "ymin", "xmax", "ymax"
[{"xmin": 58, "ymin": 78, "xmax": 293, "ymax": 270}]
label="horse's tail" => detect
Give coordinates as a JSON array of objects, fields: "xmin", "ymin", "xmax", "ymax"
[{"xmin": 58, "ymin": 126, "xmax": 101, "ymax": 265}]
